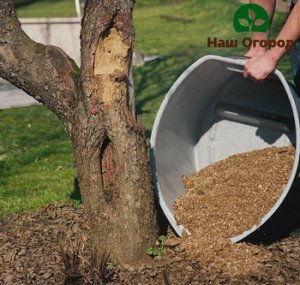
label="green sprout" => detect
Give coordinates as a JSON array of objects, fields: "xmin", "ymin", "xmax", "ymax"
[{"xmin": 146, "ymin": 235, "xmax": 167, "ymax": 258}]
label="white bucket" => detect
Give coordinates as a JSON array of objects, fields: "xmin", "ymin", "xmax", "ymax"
[{"xmin": 150, "ymin": 55, "xmax": 300, "ymax": 242}]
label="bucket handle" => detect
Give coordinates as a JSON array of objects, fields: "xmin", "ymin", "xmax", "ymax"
[
  {"xmin": 226, "ymin": 56, "xmax": 280, "ymax": 81},
  {"xmin": 216, "ymin": 102, "xmax": 294, "ymax": 134},
  {"xmin": 228, "ymin": 55, "xmax": 250, "ymax": 60}
]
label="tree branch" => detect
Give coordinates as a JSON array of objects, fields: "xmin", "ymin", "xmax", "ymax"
[{"xmin": 0, "ymin": 0, "xmax": 80, "ymax": 123}]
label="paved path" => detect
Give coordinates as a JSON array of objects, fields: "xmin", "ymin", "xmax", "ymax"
[{"xmin": 0, "ymin": 79, "xmax": 40, "ymax": 110}]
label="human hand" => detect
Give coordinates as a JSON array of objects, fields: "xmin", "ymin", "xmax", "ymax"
[{"xmin": 243, "ymin": 53, "xmax": 277, "ymax": 80}]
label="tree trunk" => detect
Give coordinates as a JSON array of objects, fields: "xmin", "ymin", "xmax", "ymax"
[{"xmin": 0, "ymin": 0, "xmax": 158, "ymax": 265}]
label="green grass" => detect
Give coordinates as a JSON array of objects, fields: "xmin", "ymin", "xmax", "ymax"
[
  {"xmin": 16, "ymin": 0, "xmax": 77, "ymax": 18},
  {"xmin": 135, "ymin": 0, "xmax": 183, "ymax": 7},
  {"xmin": 0, "ymin": 106, "xmax": 76, "ymax": 218},
  {"xmin": 0, "ymin": 0, "xmax": 292, "ymax": 218}
]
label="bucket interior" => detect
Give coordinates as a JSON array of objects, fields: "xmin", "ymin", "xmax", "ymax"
[{"xmin": 151, "ymin": 56, "xmax": 299, "ymax": 239}]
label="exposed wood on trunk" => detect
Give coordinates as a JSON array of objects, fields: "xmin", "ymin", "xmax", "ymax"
[
  {"xmin": 76, "ymin": 0, "xmax": 158, "ymax": 264},
  {"xmin": 0, "ymin": 0, "xmax": 158, "ymax": 265}
]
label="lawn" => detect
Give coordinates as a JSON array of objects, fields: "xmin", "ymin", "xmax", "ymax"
[
  {"xmin": 0, "ymin": 107, "xmax": 77, "ymax": 217},
  {"xmin": 0, "ymin": 0, "xmax": 291, "ymax": 218},
  {"xmin": 15, "ymin": 0, "xmax": 78, "ymax": 18}
]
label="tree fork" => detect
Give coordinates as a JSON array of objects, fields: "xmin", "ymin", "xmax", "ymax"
[{"xmin": 0, "ymin": 0, "xmax": 159, "ymax": 265}]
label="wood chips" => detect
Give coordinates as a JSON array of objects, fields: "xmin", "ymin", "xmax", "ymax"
[{"xmin": 174, "ymin": 146, "xmax": 295, "ymax": 276}]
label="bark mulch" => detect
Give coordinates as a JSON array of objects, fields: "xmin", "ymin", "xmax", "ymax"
[
  {"xmin": 174, "ymin": 146, "xmax": 296, "ymax": 277},
  {"xmin": 0, "ymin": 202, "xmax": 300, "ymax": 284}
]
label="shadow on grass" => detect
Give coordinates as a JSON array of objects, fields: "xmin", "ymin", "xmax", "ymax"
[
  {"xmin": 70, "ymin": 177, "xmax": 82, "ymax": 203},
  {"xmin": 0, "ymin": 161, "xmax": 10, "ymax": 184},
  {"xmin": 135, "ymin": 46, "xmax": 201, "ymax": 118},
  {"xmin": 14, "ymin": 0, "xmax": 64, "ymax": 8}
]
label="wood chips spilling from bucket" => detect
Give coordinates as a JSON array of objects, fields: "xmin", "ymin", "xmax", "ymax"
[{"xmin": 173, "ymin": 146, "xmax": 295, "ymax": 276}]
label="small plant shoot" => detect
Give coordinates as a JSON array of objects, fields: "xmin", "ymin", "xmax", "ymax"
[{"xmin": 146, "ymin": 235, "xmax": 168, "ymax": 258}]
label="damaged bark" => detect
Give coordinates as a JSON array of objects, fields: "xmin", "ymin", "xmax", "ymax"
[{"xmin": 0, "ymin": 0, "xmax": 158, "ymax": 265}]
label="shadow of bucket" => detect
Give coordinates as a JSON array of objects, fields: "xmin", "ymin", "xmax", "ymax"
[{"xmin": 150, "ymin": 55, "xmax": 300, "ymax": 242}]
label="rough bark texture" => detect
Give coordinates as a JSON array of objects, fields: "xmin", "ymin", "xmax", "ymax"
[
  {"xmin": 0, "ymin": 0, "xmax": 158, "ymax": 265},
  {"xmin": 0, "ymin": 1, "xmax": 79, "ymax": 128}
]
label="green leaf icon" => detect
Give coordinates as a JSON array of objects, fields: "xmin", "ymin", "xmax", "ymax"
[
  {"xmin": 233, "ymin": 4, "xmax": 270, "ymax": 33},
  {"xmin": 254, "ymin": 19, "xmax": 266, "ymax": 27},
  {"xmin": 248, "ymin": 8, "xmax": 255, "ymax": 20},
  {"xmin": 238, "ymin": 18, "xmax": 249, "ymax": 28}
]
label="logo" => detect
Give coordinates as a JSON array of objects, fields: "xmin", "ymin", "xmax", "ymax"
[
  {"xmin": 206, "ymin": 4, "xmax": 295, "ymax": 50},
  {"xmin": 233, "ymin": 4, "xmax": 270, "ymax": 33}
]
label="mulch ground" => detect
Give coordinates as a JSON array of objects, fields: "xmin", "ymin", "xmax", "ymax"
[{"xmin": 1, "ymin": 201, "xmax": 300, "ymax": 284}]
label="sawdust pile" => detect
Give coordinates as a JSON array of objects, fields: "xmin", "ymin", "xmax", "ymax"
[{"xmin": 174, "ymin": 146, "xmax": 295, "ymax": 276}]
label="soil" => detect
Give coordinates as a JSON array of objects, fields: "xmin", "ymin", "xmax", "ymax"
[
  {"xmin": 174, "ymin": 146, "xmax": 296, "ymax": 277},
  {"xmin": 1, "ymin": 201, "xmax": 300, "ymax": 284}
]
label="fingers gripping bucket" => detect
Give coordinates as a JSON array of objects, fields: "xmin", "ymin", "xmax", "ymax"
[{"xmin": 150, "ymin": 55, "xmax": 300, "ymax": 242}]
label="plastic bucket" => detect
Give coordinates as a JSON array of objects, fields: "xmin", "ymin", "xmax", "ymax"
[{"xmin": 150, "ymin": 55, "xmax": 300, "ymax": 242}]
